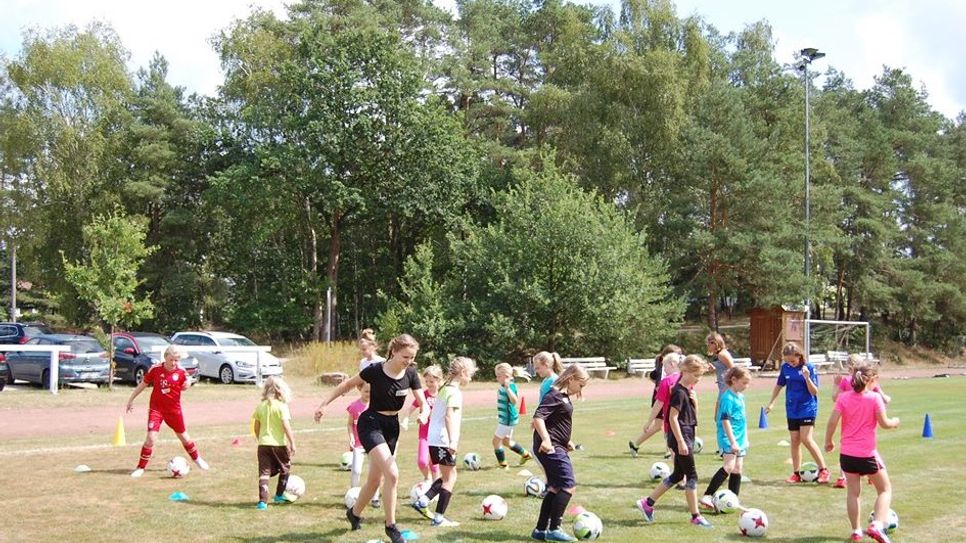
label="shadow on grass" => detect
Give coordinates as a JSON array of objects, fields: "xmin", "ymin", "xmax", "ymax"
[
  {"xmin": 85, "ymin": 467, "xmax": 138, "ymax": 475},
  {"xmin": 438, "ymin": 528, "xmax": 527, "ymax": 541},
  {"xmin": 722, "ymin": 535, "xmax": 835, "ymax": 543},
  {"xmin": 232, "ymin": 527, "xmax": 344, "ymax": 543},
  {"xmin": 580, "ymin": 480, "xmax": 647, "ymax": 489}
]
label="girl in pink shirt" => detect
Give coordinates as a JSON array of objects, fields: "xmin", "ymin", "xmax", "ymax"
[
  {"xmin": 347, "ymin": 383, "xmax": 380, "ymax": 507},
  {"xmin": 831, "ymin": 355, "xmax": 891, "ymax": 488},
  {"xmin": 405, "ymin": 365, "xmax": 442, "ymax": 483},
  {"xmin": 824, "ymin": 364, "xmax": 900, "ymax": 543}
]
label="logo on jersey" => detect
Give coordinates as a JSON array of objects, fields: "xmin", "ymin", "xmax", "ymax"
[
  {"xmin": 172, "ymin": 373, "xmax": 180, "ymax": 381},
  {"xmin": 395, "ymin": 389, "xmax": 409, "ymax": 396}
]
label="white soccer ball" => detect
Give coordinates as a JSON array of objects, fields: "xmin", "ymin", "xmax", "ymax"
[
  {"xmin": 410, "ymin": 481, "xmax": 433, "ymax": 504},
  {"xmin": 692, "ymin": 436, "xmax": 704, "ymax": 454},
  {"xmin": 738, "ymin": 508, "xmax": 769, "ymax": 537},
  {"xmin": 167, "ymin": 456, "xmax": 190, "ymax": 478},
  {"xmin": 649, "ymin": 461, "xmax": 671, "ymax": 481},
  {"xmin": 284, "ymin": 474, "xmax": 305, "ymax": 501},
  {"xmin": 712, "ymin": 489, "xmax": 740, "ymax": 513},
  {"xmin": 868, "ymin": 509, "xmax": 899, "ymax": 533},
  {"xmin": 573, "ymin": 511, "xmax": 603, "ymax": 540},
  {"xmin": 524, "ymin": 476, "xmax": 546, "ymax": 497},
  {"xmin": 340, "ymin": 451, "xmax": 353, "ymax": 471},
  {"xmin": 463, "ymin": 452, "xmax": 482, "ymax": 471},
  {"xmin": 800, "ymin": 461, "xmax": 819, "ymax": 482},
  {"xmin": 481, "ymin": 494, "xmax": 508, "ymax": 520},
  {"xmin": 344, "ymin": 486, "xmax": 362, "ymax": 509}
]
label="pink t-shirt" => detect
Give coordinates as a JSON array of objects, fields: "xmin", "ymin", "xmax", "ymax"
[
  {"xmin": 838, "ymin": 375, "xmax": 881, "ymax": 394},
  {"xmin": 656, "ymin": 373, "xmax": 682, "ymax": 433},
  {"xmin": 834, "ymin": 390, "xmax": 885, "ymax": 457},
  {"xmin": 411, "ymin": 391, "xmax": 436, "ymax": 440},
  {"xmin": 346, "ymin": 399, "xmax": 368, "ymax": 449}
]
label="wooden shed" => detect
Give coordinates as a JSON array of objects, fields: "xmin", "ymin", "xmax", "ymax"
[{"xmin": 748, "ymin": 305, "xmax": 806, "ymax": 369}]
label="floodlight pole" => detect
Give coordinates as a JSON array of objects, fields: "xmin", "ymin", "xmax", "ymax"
[{"xmin": 799, "ymin": 47, "xmax": 824, "ymax": 356}]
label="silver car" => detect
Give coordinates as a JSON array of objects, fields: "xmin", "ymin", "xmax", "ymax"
[
  {"xmin": 5, "ymin": 334, "xmax": 111, "ymax": 387},
  {"xmin": 170, "ymin": 331, "xmax": 282, "ymax": 384}
]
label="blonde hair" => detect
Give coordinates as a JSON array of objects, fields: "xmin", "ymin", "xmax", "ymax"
[
  {"xmin": 359, "ymin": 328, "xmax": 379, "ymax": 350},
  {"xmin": 261, "ymin": 376, "xmax": 292, "ymax": 403},
  {"xmin": 706, "ymin": 332, "xmax": 726, "ymax": 353},
  {"xmin": 163, "ymin": 345, "xmax": 183, "ymax": 359},
  {"xmin": 422, "ymin": 364, "xmax": 444, "ymax": 381},
  {"xmin": 846, "ymin": 353, "xmax": 869, "ymax": 373},
  {"xmin": 553, "ymin": 364, "xmax": 589, "ymax": 399},
  {"xmin": 851, "ymin": 363, "xmax": 879, "ymax": 393},
  {"xmin": 387, "ymin": 333, "xmax": 419, "ymax": 358},
  {"xmin": 533, "ymin": 351, "xmax": 564, "ymax": 374},
  {"xmin": 782, "ymin": 342, "xmax": 805, "ymax": 365},
  {"xmin": 680, "ymin": 354, "xmax": 709, "ymax": 375},
  {"xmin": 445, "ymin": 356, "xmax": 478, "ymax": 385},
  {"xmin": 724, "ymin": 365, "xmax": 751, "ymax": 385},
  {"xmin": 494, "ymin": 362, "xmax": 513, "ymax": 378}
]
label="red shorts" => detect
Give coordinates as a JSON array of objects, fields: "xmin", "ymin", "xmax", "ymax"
[{"xmin": 147, "ymin": 408, "xmax": 186, "ymax": 434}]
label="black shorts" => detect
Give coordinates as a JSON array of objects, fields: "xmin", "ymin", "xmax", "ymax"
[
  {"xmin": 787, "ymin": 418, "xmax": 816, "ymax": 431},
  {"xmin": 534, "ymin": 441, "xmax": 576, "ymax": 490},
  {"xmin": 357, "ymin": 410, "xmax": 400, "ymax": 455},
  {"xmin": 429, "ymin": 446, "xmax": 457, "ymax": 466},
  {"xmin": 257, "ymin": 445, "xmax": 291, "ymax": 477},
  {"xmin": 840, "ymin": 454, "xmax": 883, "ymax": 476}
]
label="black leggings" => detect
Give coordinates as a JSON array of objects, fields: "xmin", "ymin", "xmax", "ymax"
[{"xmin": 667, "ymin": 452, "xmax": 698, "ymax": 489}]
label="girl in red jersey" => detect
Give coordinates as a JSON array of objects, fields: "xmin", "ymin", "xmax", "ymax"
[{"xmin": 126, "ymin": 345, "xmax": 208, "ymax": 478}]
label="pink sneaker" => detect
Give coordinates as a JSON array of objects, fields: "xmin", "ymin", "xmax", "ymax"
[
  {"xmin": 817, "ymin": 468, "xmax": 831, "ymax": 484},
  {"xmin": 867, "ymin": 524, "xmax": 892, "ymax": 543},
  {"xmin": 849, "ymin": 532, "xmax": 863, "ymax": 542},
  {"xmin": 636, "ymin": 498, "xmax": 654, "ymax": 522},
  {"xmin": 690, "ymin": 515, "xmax": 712, "ymax": 528},
  {"xmin": 785, "ymin": 472, "xmax": 802, "ymax": 484},
  {"xmin": 834, "ymin": 476, "xmax": 847, "ymax": 489},
  {"xmin": 698, "ymin": 495, "xmax": 715, "ymax": 511}
]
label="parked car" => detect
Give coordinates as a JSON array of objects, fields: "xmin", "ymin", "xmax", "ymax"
[
  {"xmin": 0, "ymin": 357, "xmax": 7, "ymax": 390},
  {"xmin": 111, "ymin": 332, "xmax": 199, "ymax": 385},
  {"xmin": 5, "ymin": 334, "xmax": 110, "ymax": 387},
  {"xmin": 170, "ymin": 331, "xmax": 282, "ymax": 384},
  {"xmin": 0, "ymin": 322, "xmax": 54, "ymax": 344}
]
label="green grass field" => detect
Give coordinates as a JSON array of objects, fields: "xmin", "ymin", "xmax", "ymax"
[{"xmin": 5, "ymin": 376, "xmax": 966, "ymax": 542}]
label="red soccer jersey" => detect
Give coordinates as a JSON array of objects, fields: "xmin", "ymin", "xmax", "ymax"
[{"xmin": 146, "ymin": 364, "xmax": 188, "ymax": 413}]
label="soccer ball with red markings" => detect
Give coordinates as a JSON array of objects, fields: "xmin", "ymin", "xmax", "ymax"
[
  {"xmin": 167, "ymin": 456, "xmax": 190, "ymax": 478},
  {"xmin": 738, "ymin": 508, "xmax": 769, "ymax": 537},
  {"xmin": 481, "ymin": 494, "xmax": 507, "ymax": 520}
]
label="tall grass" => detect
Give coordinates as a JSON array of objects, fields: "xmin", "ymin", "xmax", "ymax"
[{"xmin": 284, "ymin": 341, "xmax": 359, "ymax": 378}]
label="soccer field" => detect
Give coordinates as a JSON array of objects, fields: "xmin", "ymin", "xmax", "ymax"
[{"xmin": 5, "ymin": 376, "xmax": 965, "ymax": 542}]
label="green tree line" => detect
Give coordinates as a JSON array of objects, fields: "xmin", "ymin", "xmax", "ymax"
[{"xmin": 1, "ymin": 0, "xmax": 963, "ymax": 364}]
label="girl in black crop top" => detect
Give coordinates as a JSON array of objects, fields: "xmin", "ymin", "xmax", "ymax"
[{"xmin": 315, "ymin": 334, "xmax": 428, "ymax": 543}]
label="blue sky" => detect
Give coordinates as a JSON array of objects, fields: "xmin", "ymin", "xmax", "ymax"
[{"xmin": 1, "ymin": 0, "xmax": 962, "ymax": 118}]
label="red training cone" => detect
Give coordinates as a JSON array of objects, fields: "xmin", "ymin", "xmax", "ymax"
[{"xmin": 519, "ymin": 396, "xmax": 527, "ymax": 415}]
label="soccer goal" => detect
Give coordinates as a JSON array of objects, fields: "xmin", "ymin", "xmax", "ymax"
[{"xmin": 804, "ymin": 318, "xmax": 872, "ymax": 360}]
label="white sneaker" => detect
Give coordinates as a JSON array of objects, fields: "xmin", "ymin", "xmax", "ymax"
[
  {"xmin": 370, "ymin": 497, "xmax": 381, "ymax": 508},
  {"xmin": 699, "ymin": 495, "xmax": 715, "ymax": 511},
  {"xmin": 130, "ymin": 468, "xmax": 144, "ymax": 478},
  {"xmin": 431, "ymin": 515, "xmax": 460, "ymax": 527},
  {"xmin": 195, "ymin": 457, "xmax": 209, "ymax": 470}
]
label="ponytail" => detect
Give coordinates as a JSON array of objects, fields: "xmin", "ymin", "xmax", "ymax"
[
  {"xmin": 851, "ymin": 364, "xmax": 879, "ymax": 393},
  {"xmin": 533, "ymin": 351, "xmax": 564, "ymax": 374}
]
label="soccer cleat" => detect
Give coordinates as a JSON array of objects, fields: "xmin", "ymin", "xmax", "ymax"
[
  {"xmin": 195, "ymin": 457, "xmax": 210, "ymax": 470},
  {"xmin": 636, "ymin": 498, "xmax": 655, "ymax": 523},
  {"xmin": 544, "ymin": 528, "xmax": 577, "ymax": 542},
  {"xmin": 785, "ymin": 472, "xmax": 803, "ymax": 484},
  {"xmin": 690, "ymin": 515, "xmax": 713, "ymax": 528},
  {"xmin": 817, "ymin": 468, "xmax": 831, "ymax": 484},
  {"xmin": 866, "ymin": 524, "xmax": 892, "ymax": 543},
  {"xmin": 346, "ymin": 507, "xmax": 362, "ymax": 530},
  {"xmin": 431, "ymin": 515, "xmax": 460, "ymax": 527},
  {"xmin": 628, "ymin": 441, "xmax": 640, "ymax": 457},
  {"xmin": 519, "ymin": 453, "xmax": 533, "ymax": 466},
  {"xmin": 499, "ymin": 462, "xmax": 509, "ymax": 470},
  {"xmin": 256, "ymin": 501, "xmax": 267, "ymax": 510},
  {"xmin": 410, "ymin": 497, "xmax": 433, "ymax": 520},
  {"xmin": 834, "ymin": 476, "xmax": 847, "ymax": 489},
  {"xmin": 850, "ymin": 532, "xmax": 863, "ymax": 542},
  {"xmin": 370, "ymin": 497, "xmax": 381, "ymax": 508},
  {"xmin": 530, "ymin": 529, "xmax": 547, "ymax": 541},
  {"xmin": 385, "ymin": 524, "xmax": 405, "ymax": 543},
  {"xmin": 663, "ymin": 450, "xmax": 673, "ymax": 459},
  {"xmin": 130, "ymin": 468, "xmax": 145, "ymax": 478},
  {"xmin": 273, "ymin": 495, "xmax": 291, "ymax": 504},
  {"xmin": 699, "ymin": 495, "xmax": 715, "ymax": 511}
]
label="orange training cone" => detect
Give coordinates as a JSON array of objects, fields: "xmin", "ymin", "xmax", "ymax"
[
  {"xmin": 519, "ymin": 396, "xmax": 527, "ymax": 415},
  {"xmin": 112, "ymin": 416, "xmax": 126, "ymax": 447}
]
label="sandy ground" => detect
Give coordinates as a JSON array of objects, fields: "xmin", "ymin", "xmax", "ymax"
[{"xmin": 1, "ymin": 366, "xmax": 958, "ymax": 441}]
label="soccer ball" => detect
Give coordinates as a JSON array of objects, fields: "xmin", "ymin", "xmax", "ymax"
[
  {"xmin": 340, "ymin": 451, "xmax": 353, "ymax": 471},
  {"xmin": 649, "ymin": 461, "xmax": 671, "ymax": 481},
  {"xmin": 692, "ymin": 436, "xmax": 704, "ymax": 454},
  {"xmin": 738, "ymin": 508, "xmax": 769, "ymax": 537},
  {"xmin": 284, "ymin": 475, "xmax": 306, "ymax": 501},
  {"xmin": 800, "ymin": 461, "xmax": 819, "ymax": 482},
  {"xmin": 344, "ymin": 486, "xmax": 362, "ymax": 509},
  {"xmin": 481, "ymin": 494, "xmax": 508, "ymax": 520},
  {"xmin": 868, "ymin": 509, "xmax": 899, "ymax": 533},
  {"xmin": 167, "ymin": 456, "xmax": 190, "ymax": 478},
  {"xmin": 463, "ymin": 452, "xmax": 482, "ymax": 471},
  {"xmin": 712, "ymin": 489, "xmax": 740, "ymax": 513},
  {"xmin": 573, "ymin": 511, "xmax": 603, "ymax": 540},
  {"xmin": 410, "ymin": 481, "xmax": 434, "ymax": 504},
  {"xmin": 524, "ymin": 476, "xmax": 546, "ymax": 497}
]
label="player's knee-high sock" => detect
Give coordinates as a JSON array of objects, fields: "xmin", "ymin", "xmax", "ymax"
[
  {"xmin": 536, "ymin": 491, "xmax": 555, "ymax": 531},
  {"xmin": 509, "ymin": 442, "xmax": 529, "ymax": 457},
  {"xmin": 137, "ymin": 446, "xmax": 153, "ymax": 469},
  {"xmin": 435, "ymin": 489, "xmax": 452, "ymax": 516},
  {"xmin": 494, "ymin": 448, "xmax": 506, "ymax": 465},
  {"xmin": 548, "ymin": 490, "xmax": 572, "ymax": 530},
  {"xmin": 728, "ymin": 472, "xmax": 742, "ymax": 496},
  {"xmin": 276, "ymin": 472, "xmax": 290, "ymax": 498},
  {"xmin": 424, "ymin": 478, "xmax": 444, "ymax": 501},
  {"xmin": 704, "ymin": 467, "xmax": 728, "ymax": 496},
  {"xmin": 182, "ymin": 440, "xmax": 199, "ymax": 461},
  {"xmin": 259, "ymin": 476, "xmax": 270, "ymax": 503}
]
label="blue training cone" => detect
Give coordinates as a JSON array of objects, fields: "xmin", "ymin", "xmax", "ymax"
[
  {"xmin": 922, "ymin": 413, "xmax": 934, "ymax": 438},
  {"xmin": 758, "ymin": 407, "xmax": 768, "ymax": 429}
]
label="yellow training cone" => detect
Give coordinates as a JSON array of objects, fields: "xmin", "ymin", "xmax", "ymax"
[{"xmin": 112, "ymin": 416, "xmax": 126, "ymax": 447}]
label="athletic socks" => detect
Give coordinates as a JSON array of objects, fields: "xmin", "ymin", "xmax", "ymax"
[
  {"xmin": 728, "ymin": 472, "xmax": 742, "ymax": 495},
  {"xmin": 509, "ymin": 442, "xmax": 528, "ymax": 457},
  {"xmin": 703, "ymin": 467, "xmax": 728, "ymax": 496},
  {"xmin": 494, "ymin": 448, "xmax": 507, "ymax": 465},
  {"xmin": 137, "ymin": 446, "xmax": 153, "ymax": 469},
  {"xmin": 548, "ymin": 490, "xmax": 572, "ymax": 530},
  {"xmin": 435, "ymin": 489, "xmax": 452, "ymax": 515},
  {"xmin": 425, "ymin": 478, "xmax": 444, "ymax": 501},
  {"xmin": 277, "ymin": 472, "xmax": 290, "ymax": 498},
  {"xmin": 536, "ymin": 491, "xmax": 555, "ymax": 531},
  {"xmin": 646, "ymin": 497, "xmax": 655, "ymax": 507},
  {"xmin": 183, "ymin": 440, "xmax": 199, "ymax": 461}
]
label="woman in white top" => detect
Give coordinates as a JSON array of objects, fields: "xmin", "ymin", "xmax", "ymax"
[{"xmin": 358, "ymin": 328, "xmax": 386, "ymax": 371}]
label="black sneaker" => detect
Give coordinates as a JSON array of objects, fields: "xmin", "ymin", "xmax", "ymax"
[
  {"xmin": 346, "ymin": 507, "xmax": 362, "ymax": 530},
  {"xmin": 386, "ymin": 524, "xmax": 405, "ymax": 543},
  {"xmin": 628, "ymin": 441, "xmax": 639, "ymax": 457}
]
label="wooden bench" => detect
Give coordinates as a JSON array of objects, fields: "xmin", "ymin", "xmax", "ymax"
[
  {"xmin": 627, "ymin": 358, "xmax": 657, "ymax": 376},
  {"xmin": 561, "ymin": 357, "xmax": 616, "ymax": 379},
  {"xmin": 731, "ymin": 357, "xmax": 761, "ymax": 374}
]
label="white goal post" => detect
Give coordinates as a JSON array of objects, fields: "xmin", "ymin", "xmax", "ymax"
[{"xmin": 804, "ymin": 318, "xmax": 872, "ymax": 360}]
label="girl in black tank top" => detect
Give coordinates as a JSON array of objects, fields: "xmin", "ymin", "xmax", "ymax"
[{"xmin": 314, "ymin": 334, "xmax": 428, "ymax": 543}]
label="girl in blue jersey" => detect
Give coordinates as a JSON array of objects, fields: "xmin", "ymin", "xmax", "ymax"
[{"xmin": 700, "ymin": 366, "xmax": 751, "ymax": 510}]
